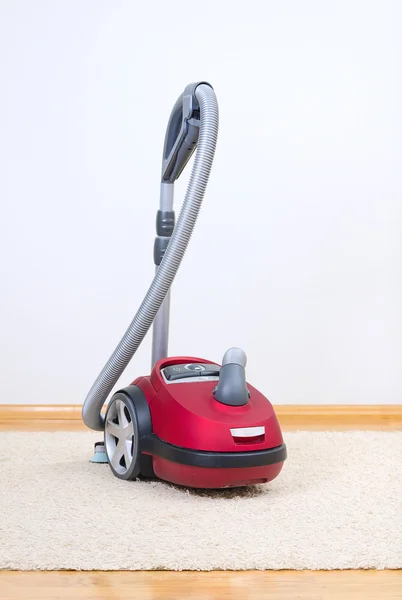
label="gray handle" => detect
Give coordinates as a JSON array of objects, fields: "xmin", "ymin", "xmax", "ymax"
[
  {"xmin": 213, "ymin": 348, "xmax": 250, "ymax": 407},
  {"xmin": 161, "ymin": 82, "xmax": 213, "ymax": 183}
]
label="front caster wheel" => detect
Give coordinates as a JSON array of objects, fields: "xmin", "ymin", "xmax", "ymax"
[{"xmin": 104, "ymin": 392, "xmax": 141, "ymax": 480}]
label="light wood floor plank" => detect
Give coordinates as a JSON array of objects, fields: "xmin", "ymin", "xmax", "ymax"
[{"xmin": 1, "ymin": 570, "xmax": 401, "ymax": 600}]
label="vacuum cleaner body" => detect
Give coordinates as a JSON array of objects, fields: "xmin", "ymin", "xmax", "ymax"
[
  {"xmin": 84, "ymin": 82, "xmax": 287, "ymax": 488},
  {"xmin": 107, "ymin": 355, "xmax": 285, "ymax": 489}
]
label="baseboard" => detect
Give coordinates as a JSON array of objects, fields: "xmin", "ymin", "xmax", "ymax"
[
  {"xmin": 0, "ymin": 405, "xmax": 84, "ymax": 420},
  {"xmin": 0, "ymin": 404, "xmax": 401, "ymax": 428},
  {"xmin": 274, "ymin": 404, "xmax": 402, "ymax": 428}
]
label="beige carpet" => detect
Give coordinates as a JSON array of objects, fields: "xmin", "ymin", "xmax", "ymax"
[{"xmin": 0, "ymin": 430, "xmax": 401, "ymax": 571}]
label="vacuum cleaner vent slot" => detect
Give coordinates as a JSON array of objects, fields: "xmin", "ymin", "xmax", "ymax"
[{"xmin": 232, "ymin": 435, "xmax": 265, "ymax": 445}]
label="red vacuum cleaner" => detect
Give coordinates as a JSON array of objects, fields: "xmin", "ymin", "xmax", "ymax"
[{"xmin": 82, "ymin": 82, "xmax": 286, "ymax": 488}]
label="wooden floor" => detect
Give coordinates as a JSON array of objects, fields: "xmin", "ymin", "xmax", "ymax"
[
  {"xmin": 1, "ymin": 407, "xmax": 401, "ymax": 599},
  {"xmin": 1, "ymin": 570, "xmax": 401, "ymax": 600}
]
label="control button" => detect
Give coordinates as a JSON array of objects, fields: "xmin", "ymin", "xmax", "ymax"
[
  {"xmin": 162, "ymin": 363, "xmax": 221, "ymax": 382},
  {"xmin": 185, "ymin": 364, "xmax": 206, "ymax": 372},
  {"xmin": 164, "ymin": 370, "xmax": 200, "ymax": 381},
  {"xmin": 163, "ymin": 365, "xmax": 199, "ymax": 381}
]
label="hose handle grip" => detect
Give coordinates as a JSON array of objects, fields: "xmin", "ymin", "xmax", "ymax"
[{"xmin": 161, "ymin": 82, "xmax": 213, "ymax": 183}]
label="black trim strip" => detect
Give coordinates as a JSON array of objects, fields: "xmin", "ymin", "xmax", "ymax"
[{"xmin": 140, "ymin": 434, "xmax": 287, "ymax": 469}]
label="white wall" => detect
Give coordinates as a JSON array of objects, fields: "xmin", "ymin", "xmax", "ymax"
[{"xmin": 0, "ymin": 0, "xmax": 401, "ymax": 405}]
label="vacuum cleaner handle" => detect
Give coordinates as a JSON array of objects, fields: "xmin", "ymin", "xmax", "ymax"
[
  {"xmin": 152, "ymin": 81, "xmax": 214, "ymax": 367},
  {"xmin": 161, "ymin": 81, "xmax": 213, "ymax": 183},
  {"xmin": 83, "ymin": 82, "xmax": 219, "ymax": 431},
  {"xmin": 213, "ymin": 348, "xmax": 250, "ymax": 406}
]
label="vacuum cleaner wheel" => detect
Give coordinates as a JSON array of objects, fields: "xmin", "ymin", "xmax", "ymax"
[{"xmin": 104, "ymin": 392, "xmax": 141, "ymax": 480}]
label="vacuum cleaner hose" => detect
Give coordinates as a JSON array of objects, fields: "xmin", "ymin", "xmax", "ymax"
[{"xmin": 82, "ymin": 84, "xmax": 219, "ymax": 431}]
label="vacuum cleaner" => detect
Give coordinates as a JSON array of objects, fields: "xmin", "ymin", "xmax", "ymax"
[{"xmin": 82, "ymin": 82, "xmax": 287, "ymax": 488}]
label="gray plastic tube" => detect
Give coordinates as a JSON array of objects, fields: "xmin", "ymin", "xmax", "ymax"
[{"xmin": 82, "ymin": 84, "xmax": 219, "ymax": 431}]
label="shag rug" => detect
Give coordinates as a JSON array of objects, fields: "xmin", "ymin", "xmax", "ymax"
[{"xmin": 0, "ymin": 430, "xmax": 401, "ymax": 571}]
